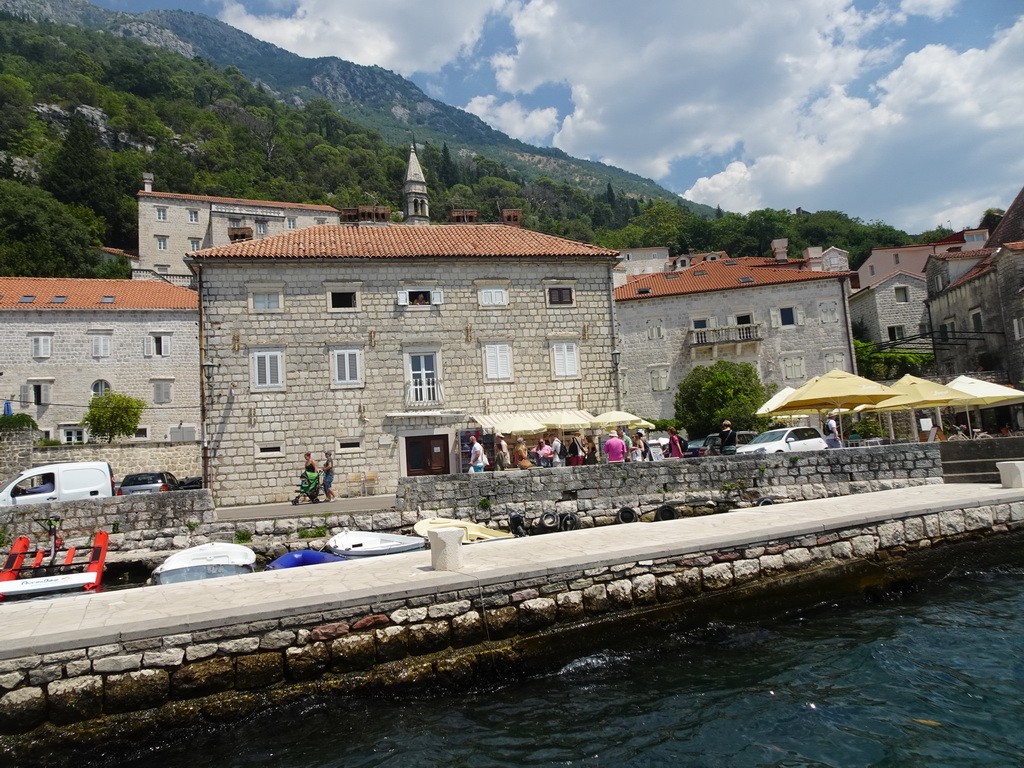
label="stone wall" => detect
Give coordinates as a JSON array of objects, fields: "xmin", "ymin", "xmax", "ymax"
[
  {"xmin": 0, "ymin": 431, "xmax": 33, "ymax": 481},
  {"xmin": 1, "ymin": 493, "xmax": 1021, "ymax": 761},
  {"xmin": 396, "ymin": 443, "xmax": 943, "ymax": 523},
  {"xmin": 0, "ymin": 439, "xmax": 201, "ymax": 485}
]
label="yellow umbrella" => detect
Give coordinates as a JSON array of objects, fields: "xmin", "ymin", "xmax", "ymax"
[
  {"xmin": 541, "ymin": 411, "xmax": 595, "ymax": 430},
  {"xmin": 756, "ymin": 386, "xmax": 797, "ymax": 415},
  {"xmin": 861, "ymin": 375, "xmax": 972, "ymax": 411},
  {"xmin": 492, "ymin": 415, "xmax": 547, "ymax": 434},
  {"xmin": 591, "ymin": 410, "xmax": 654, "ymax": 429},
  {"xmin": 770, "ymin": 370, "xmax": 897, "ymax": 413}
]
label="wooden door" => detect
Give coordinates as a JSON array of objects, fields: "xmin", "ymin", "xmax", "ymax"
[{"xmin": 405, "ymin": 435, "xmax": 450, "ymax": 476}]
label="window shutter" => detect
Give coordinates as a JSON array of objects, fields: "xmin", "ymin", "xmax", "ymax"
[
  {"xmin": 19, "ymin": 385, "xmax": 29, "ymax": 406},
  {"xmin": 727, "ymin": 316, "xmax": 736, "ymax": 327},
  {"xmin": 40, "ymin": 383, "xmax": 51, "ymax": 405},
  {"xmin": 770, "ymin": 309, "xmax": 780, "ymax": 328},
  {"xmin": 1016, "ymin": 319, "xmax": 1023, "ymax": 341},
  {"xmin": 432, "ymin": 290, "xmax": 444, "ymax": 305},
  {"xmin": 268, "ymin": 353, "xmax": 280, "ymax": 385},
  {"xmin": 162, "ymin": 336, "xmax": 172, "ymax": 356},
  {"xmin": 796, "ymin": 307, "xmax": 806, "ymax": 325},
  {"xmin": 397, "ymin": 291, "xmax": 409, "ymax": 306},
  {"xmin": 708, "ymin": 317, "xmax": 718, "ymax": 328},
  {"xmin": 255, "ymin": 354, "xmax": 268, "ymax": 386},
  {"xmin": 485, "ymin": 345, "xmax": 498, "ymax": 378},
  {"xmin": 347, "ymin": 352, "xmax": 359, "ymax": 382},
  {"xmin": 143, "ymin": 336, "xmax": 153, "ymax": 356}
]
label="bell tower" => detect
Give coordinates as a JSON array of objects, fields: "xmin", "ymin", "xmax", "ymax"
[{"xmin": 403, "ymin": 145, "xmax": 430, "ymax": 226}]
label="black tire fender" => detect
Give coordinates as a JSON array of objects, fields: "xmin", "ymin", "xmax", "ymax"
[
  {"xmin": 654, "ymin": 504, "xmax": 677, "ymax": 521},
  {"xmin": 616, "ymin": 506, "xmax": 638, "ymax": 524},
  {"xmin": 757, "ymin": 498, "xmax": 775, "ymax": 506},
  {"xmin": 559, "ymin": 512, "xmax": 581, "ymax": 531},
  {"xmin": 539, "ymin": 510, "xmax": 560, "ymax": 529}
]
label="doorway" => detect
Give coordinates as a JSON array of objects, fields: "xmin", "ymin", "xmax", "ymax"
[{"xmin": 405, "ymin": 434, "xmax": 450, "ymax": 476}]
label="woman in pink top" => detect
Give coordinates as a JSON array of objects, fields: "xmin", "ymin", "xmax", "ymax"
[
  {"xmin": 603, "ymin": 432, "xmax": 627, "ymax": 462},
  {"xmin": 535, "ymin": 439, "xmax": 554, "ymax": 468},
  {"xmin": 667, "ymin": 426, "xmax": 685, "ymax": 459}
]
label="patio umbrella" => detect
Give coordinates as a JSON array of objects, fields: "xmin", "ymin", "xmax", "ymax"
[
  {"xmin": 492, "ymin": 415, "xmax": 547, "ymax": 435},
  {"xmin": 591, "ymin": 410, "xmax": 655, "ymax": 429},
  {"xmin": 756, "ymin": 387, "xmax": 796, "ymax": 415},
  {"xmin": 862, "ymin": 375, "xmax": 973, "ymax": 411},
  {"xmin": 945, "ymin": 375, "xmax": 1024, "ymax": 407},
  {"xmin": 541, "ymin": 411, "xmax": 594, "ymax": 430},
  {"xmin": 770, "ymin": 370, "xmax": 898, "ymax": 414},
  {"xmin": 2, "ymin": 400, "xmax": 11, "ymax": 416}
]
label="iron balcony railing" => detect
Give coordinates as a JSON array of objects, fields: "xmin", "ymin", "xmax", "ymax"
[
  {"xmin": 688, "ymin": 323, "xmax": 764, "ymax": 346},
  {"xmin": 405, "ymin": 377, "xmax": 444, "ymax": 408}
]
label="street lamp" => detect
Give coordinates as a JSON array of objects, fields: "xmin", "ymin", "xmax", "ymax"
[{"xmin": 611, "ymin": 350, "xmax": 621, "ymax": 368}]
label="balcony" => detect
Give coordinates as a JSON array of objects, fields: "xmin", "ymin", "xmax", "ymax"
[
  {"xmin": 688, "ymin": 323, "xmax": 764, "ymax": 347},
  {"xmin": 405, "ymin": 377, "xmax": 444, "ymax": 408}
]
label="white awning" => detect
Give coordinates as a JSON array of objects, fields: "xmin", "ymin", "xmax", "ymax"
[{"xmin": 469, "ymin": 409, "xmax": 595, "ymax": 431}]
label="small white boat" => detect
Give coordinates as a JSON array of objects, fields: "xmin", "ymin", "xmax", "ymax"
[
  {"xmin": 413, "ymin": 518, "xmax": 514, "ymax": 543},
  {"xmin": 151, "ymin": 542, "xmax": 256, "ymax": 585},
  {"xmin": 326, "ymin": 530, "xmax": 426, "ymax": 558}
]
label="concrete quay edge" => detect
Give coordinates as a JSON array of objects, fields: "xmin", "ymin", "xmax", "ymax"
[{"xmin": 2, "ymin": 482, "xmax": 1022, "ymax": 661}]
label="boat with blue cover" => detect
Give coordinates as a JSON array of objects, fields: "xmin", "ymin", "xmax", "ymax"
[{"xmin": 265, "ymin": 550, "xmax": 346, "ymax": 570}]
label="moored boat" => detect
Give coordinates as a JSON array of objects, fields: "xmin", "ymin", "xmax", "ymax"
[
  {"xmin": 0, "ymin": 519, "xmax": 108, "ymax": 601},
  {"xmin": 412, "ymin": 517, "xmax": 514, "ymax": 543},
  {"xmin": 151, "ymin": 542, "xmax": 256, "ymax": 585},
  {"xmin": 325, "ymin": 530, "xmax": 426, "ymax": 558},
  {"xmin": 265, "ymin": 550, "xmax": 346, "ymax": 570}
]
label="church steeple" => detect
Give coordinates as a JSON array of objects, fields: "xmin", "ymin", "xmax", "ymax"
[{"xmin": 403, "ymin": 144, "xmax": 430, "ymax": 226}]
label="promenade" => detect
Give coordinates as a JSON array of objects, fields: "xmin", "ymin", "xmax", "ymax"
[{"xmin": 4, "ymin": 481, "xmax": 1022, "ymax": 661}]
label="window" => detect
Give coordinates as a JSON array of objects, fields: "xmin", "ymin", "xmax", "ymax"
[
  {"xmin": 252, "ymin": 350, "xmax": 283, "ymax": 389},
  {"xmin": 20, "ymin": 381, "xmax": 52, "ymax": 406},
  {"xmin": 156, "ymin": 236, "xmax": 167, "ymax": 251},
  {"xmin": 30, "ymin": 335, "xmax": 51, "ymax": 358},
  {"xmin": 152, "ymin": 380, "xmax": 172, "ymax": 404},
  {"xmin": 971, "ymin": 311, "xmax": 983, "ymax": 333},
  {"xmin": 735, "ymin": 313, "xmax": 753, "ymax": 326},
  {"xmin": 287, "ymin": 217, "xmax": 297, "ymax": 230},
  {"xmin": 484, "ymin": 344, "xmax": 512, "ymax": 381},
  {"xmin": 894, "ymin": 286, "xmax": 909, "ymax": 303},
  {"xmin": 779, "ymin": 307, "xmax": 795, "ymax": 326},
  {"xmin": 18, "ymin": 295, "xmax": 34, "ymax": 303},
  {"xmin": 134, "ymin": 427, "xmax": 149, "ymax": 439},
  {"xmin": 315, "ymin": 218, "xmax": 326, "ymax": 225},
  {"xmin": 63, "ymin": 427, "xmax": 84, "ymax": 444},
  {"xmin": 650, "ymin": 368, "xmax": 669, "ymax": 391},
  {"xmin": 408, "ymin": 352, "xmax": 440, "ymax": 403},
  {"xmin": 888, "ymin": 325, "xmax": 905, "ymax": 341},
  {"xmin": 330, "ymin": 292, "xmax": 357, "ymax": 310},
  {"xmin": 1014, "ymin": 318, "xmax": 1024, "ymax": 341},
  {"xmin": 966, "ymin": 232, "xmax": 986, "ymax": 243},
  {"xmin": 332, "ymin": 349, "xmax": 362, "ymax": 386},
  {"xmin": 824, "ymin": 352, "xmax": 846, "ymax": 370},
  {"xmin": 229, "ymin": 218, "xmax": 242, "ymax": 228},
  {"xmin": 90, "ymin": 334, "xmax": 111, "ymax": 358},
  {"xmin": 144, "ymin": 334, "xmax": 172, "ymax": 357},
  {"xmin": 156, "ymin": 208, "xmax": 167, "ymax": 221},
  {"xmin": 251, "ymin": 291, "xmax": 282, "ymax": 311},
  {"xmin": 894, "ymin": 254, "xmax": 900, "ymax": 265},
  {"xmin": 771, "ymin": 307, "xmax": 803, "ymax": 327},
  {"xmin": 479, "ymin": 287, "xmax": 509, "ymax": 307},
  {"xmin": 869, "ymin": 265, "xmax": 875, "ymax": 276},
  {"xmin": 91, "ymin": 380, "xmax": 110, "ymax": 397},
  {"xmin": 189, "ymin": 239, "xmax": 201, "ymax": 251},
  {"xmin": 188, "ymin": 210, "xmax": 199, "ymax": 224},
  {"xmin": 398, "ymin": 289, "xmax": 443, "ymax": 307},
  {"xmin": 818, "ymin": 301, "xmax": 839, "ymax": 323},
  {"xmin": 692, "ymin": 318, "xmax": 709, "ymax": 330},
  {"xmin": 551, "ymin": 341, "xmax": 579, "ymax": 378},
  {"xmin": 547, "ymin": 286, "xmax": 574, "ymax": 306},
  {"xmin": 782, "ymin": 357, "xmax": 805, "ymax": 380},
  {"xmin": 646, "ymin": 319, "xmax": 664, "ymax": 340},
  {"xmin": 256, "ymin": 221, "xmax": 266, "ymax": 235},
  {"xmin": 155, "ymin": 264, "xmax": 170, "ymax": 274}
]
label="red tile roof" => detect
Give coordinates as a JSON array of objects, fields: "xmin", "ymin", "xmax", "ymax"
[
  {"xmin": 0, "ymin": 278, "xmax": 198, "ymax": 310},
  {"xmin": 138, "ymin": 190, "xmax": 338, "ymax": 213},
  {"xmin": 189, "ymin": 224, "xmax": 618, "ymax": 260},
  {"xmin": 615, "ymin": 260, "xmax": 850, "ymax": 302},
  {"xmin": 934, "ymin": 248, "xmax": 997, "ymax": 261},
  {"xmin": 1004, "ymin": 240, "xmax": 1024, "ymax": 250}
]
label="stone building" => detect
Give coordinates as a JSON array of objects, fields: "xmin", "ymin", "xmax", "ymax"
[
  {"xmin": 188, "ymin": 224, "xmax": 619, "ymax": 505},
  {"xmin": 617, "ymin": 246, "xmax": 670, "ymax": 276},
  {"xmin": 614, "ymin": 258, "xmax": 855, "ymax": 421},
  {"xmin": 0, "ymin": 278, "xmax": 200, "ymax": 443},
  {"xmin": 848, "ymin": 271, "xmax": 929, "ymax": 346},
  {"xmin": 135, "ymin": 174, "xmax": 341, "ymax": 279}
]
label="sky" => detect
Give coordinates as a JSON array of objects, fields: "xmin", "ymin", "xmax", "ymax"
[{"xmin": 90, "ymin": 0, "xmax": 1024, "ymax": 235}]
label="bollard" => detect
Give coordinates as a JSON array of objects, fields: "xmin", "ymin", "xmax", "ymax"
[
  {"xmin": 428, "ymin": 527, "xmax": 465, "ymax": 571},
  {"xmin": 996, "ymin": 461, "xmax": 1024, "ymax": 488}
]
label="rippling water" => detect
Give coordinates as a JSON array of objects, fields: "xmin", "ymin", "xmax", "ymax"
[{"xmin": 106, "ymin": 566, "xmax": 1024, "ymax": 768}]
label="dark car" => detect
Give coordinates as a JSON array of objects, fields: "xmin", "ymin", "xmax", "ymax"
[
  {"xmin": 179, "ymin": 476, "xmax": 204, "ymax": 490},
  {"xmin": 685, "ymin": 431, "xmax": 758, "ymax": 457},
  {"xmin": 116, "ymin": 471, "xmax": 181, "ymax": 495}
]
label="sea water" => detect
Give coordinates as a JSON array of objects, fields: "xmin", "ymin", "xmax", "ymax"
[{"xmin": 93, "ymin": 561, "xmax": 1024, "ymax": 768}]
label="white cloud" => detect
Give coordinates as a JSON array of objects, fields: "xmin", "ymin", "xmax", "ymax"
[
  {"xmin": 463, "ymin": 95, "xmax": 559, "ymax": 143},
  {"xmin": 899, "ymin": 0, "xmax": 959, "ymax": 21},
  {"xmin": 217, "ymin": 0, "xmax": 505, "ymax": 75}
]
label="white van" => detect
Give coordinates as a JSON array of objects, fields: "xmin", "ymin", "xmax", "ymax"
[{"xmin": 0, "ymin": 462, "xmax": 115, "ymax": 506}]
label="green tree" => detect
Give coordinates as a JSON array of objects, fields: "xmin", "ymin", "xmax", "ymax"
[
  {"xmin": 979, "ymin": 208, "xmax": 1004, "ymax": 231},
  {"xmin": 0, "ymin": 413, "xmax": 38, "ymax": 431},
  {"xmin": 79, "ymin": 391, "xmax": 147, "ymax": 443},
  {"xmin": 674, "ymin": 361, "xmax": 773, "ymax": 438}
]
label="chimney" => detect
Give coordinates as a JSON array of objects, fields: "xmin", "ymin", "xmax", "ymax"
[
  {"xmin": 142, "ymin": 172, "xmax": 153, "ymax": 193},
  {"xmin": 500, "ymin": 209, "xmax": 522, "ymax": 227},
  {"xmin": 771, "ymin": 238, "xmax": 788, "ymax": 261}
]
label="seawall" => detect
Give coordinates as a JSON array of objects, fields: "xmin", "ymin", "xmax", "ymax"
[{"xmin": 1, "ymin": 482, "xmax": 1023, "ymax": 766}]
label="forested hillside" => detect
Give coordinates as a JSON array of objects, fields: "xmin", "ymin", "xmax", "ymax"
[{"xmin": 0, "ymin": 12, "xmax": 935, "ymax": 279}]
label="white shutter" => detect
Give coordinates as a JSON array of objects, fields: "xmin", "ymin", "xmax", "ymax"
[
  {"xmin": 255, "ymin": 354, "xmax": 268, "ymax": 386},
  {"xmin": 19, "ymin": 385, "xmax": 29, "ymax": 406},
  {"xmin": 796, "ymin": 307, "xmax": 806, "ymax": 325},
  {"xmin": 554, "ymin": 342, "xmax": 578, "ymax": 377},
  {"xmin": 346, "ymin": 351, "xmax": 359, "ymax": 382},
  {"xmin": 143, "ymin": 336, "xmax": 153, "ymax": 357},
  {"xmin": 485, "ymin": 345, "xmax": 499, "ymax": 379},
  {"xmin": 92, "ymin": 335, "xmax": 110, "ymax": 357},
  {"xmin": 268, "ymin": 353, "xmax": 280, "ymax": 385},
  {"xmin": 770, "ymin": 309, "xmax": 780, "ymax": 328},
  {"xmin": 1016, "ymin": 319, "xmax": 1023, "ymax": 341},
  {"xmin": 432, "ymin": 290, "xmax": 444, "ymax": 305},
  {"xmin": 40, "ymin": 383, "xmax": 51, "ymax": 405},
  {"xmin": 397, "ymin": 290, "xmax": 409, "ymax": 306},
  {"xmin": 162, "ymin": 336, "xmax": 172, "ymax": 357},
  {"xmin": 727, "ymin": 316, "xmax": 737, "ymax": 327},
  {"xmin": 708, "ymin": 317, "xmax": 718, "ymax": 328}
]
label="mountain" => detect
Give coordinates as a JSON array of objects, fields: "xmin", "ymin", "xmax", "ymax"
[{"xmin": 0, "ymin": 0, "xmax": 716, "ymax": 216}]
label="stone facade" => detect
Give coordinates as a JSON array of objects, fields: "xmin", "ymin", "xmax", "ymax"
[
  {"xmin": 849, "ymin": 271, "xmax": 929, "ymax": 344},
  {"xmin": 616, "ymin": 274, "xmax": 853, "ymax": 421},
  {"xmin": 2, "ymin": 490, "xmax": 1021, "ymax": 759},
  {"xmin": 194, "ymin": 236, "xmax": 620, "ymax": 505},
  {"xmin": 996, "ymin": 246, "xmax": 1024, "ymax": 388},
  {"xmin": 136, "ymin": 189, "xmax": 340, "ymax": 275},
  {"xmin": 617, "ymin": 246, "xmax": 670, "ymax": 276}
]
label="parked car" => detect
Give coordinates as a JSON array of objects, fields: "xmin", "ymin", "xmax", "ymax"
[
  {"xmin": 736, "ymin": 427, "xmax": 828, "ymax": 454},
  {"xmin": 0, "ymin": 462, "xmax": 115, "ymax": 506},
  {"xmin": 685, "ymin": 431, "xmax": 757, "ymax": 457},
  {"xmin": 179, "ymin": 476, "xmax": 204, "ymax": 490},
  {"xmin": 116, "ymin": 471, "xmax": 181, "ymax": 495}
]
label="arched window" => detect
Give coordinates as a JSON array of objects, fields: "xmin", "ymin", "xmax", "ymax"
[{"xmin": 91, "ymin": 380, "xmax": 111, "ymax": 397}]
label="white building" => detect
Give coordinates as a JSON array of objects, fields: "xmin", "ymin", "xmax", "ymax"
[
  {"xmin": 0, "ymin": 278, "xmax": 200, "ymax": 443},
  {"xmin": 614, "ymin": 258, "xmax": 855, "ymax": 420}
]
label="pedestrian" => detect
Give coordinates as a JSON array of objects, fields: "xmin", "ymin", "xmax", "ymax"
[
  {"xmin": 322, "ymin": 450, "xmax": 335, "ymax": 500},
  {"xmin": 303, "ymin": 452, "xmax": 318, "ymax": 474},
  {"xmin": 468, "ymin": 434, "xmax": 485, "ymax": 472},
  {"xmin": 494, "ymin": 433, "xmax": 511, "ymax": 471},
  {"xmin": 604, "ymin": 430, "xmax": 627, "ymax": 463},
  {"xmin": 630, "ymin": 431, "xmax": 645, "ymax": 463},
  {"xmin": 550, "ymin": 433, "xmax": 565, "ymax": 467},
  {"xmin": 535, "ymin": 438, "xmax": 554, "ymax": 468},
  {"xmin": 514, "ymin": 437, "xmax": 532, "ymax": 469},
  {"xmin": 719, "ymin": 420, "xmax": 738, "ymax": 455},
  {"xmin": 584, "ymin": 436, "xmax": 599, "ymax": 465},
  {"xmin": 667, "ymin": 426, "xmax": 686, "ymax": 458},
  {"xmin": 638, "ymin": 428, "xmax": 653, "ymax": 461},
  {"xmin": 567, "ymin": 431, "xmax": 585, "ymax": 466},
  {"xmin": 617, "ymin": 427, "xmax": 632, "ymax": 461},
  {"xmin": 825, "ymin": 411, "xmax": 842, "ymax": 448}
]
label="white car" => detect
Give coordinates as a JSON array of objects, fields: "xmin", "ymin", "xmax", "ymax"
[{"xmin": 736, "ymin": 426, "xmax": 829, "ymax": 454}]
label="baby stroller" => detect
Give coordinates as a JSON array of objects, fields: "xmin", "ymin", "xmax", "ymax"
[{"xmin": 291, "ymin": 470, "xmax": 322, "ymax": 505}]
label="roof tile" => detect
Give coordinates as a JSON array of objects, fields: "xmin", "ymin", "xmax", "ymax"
[
  {"xmin": 138, "ymin": 190, "xmax": 338, "ymax": 213},
  {"xmin": 0, "ymin": 278, "xmax": 197, "ymax": 310},
  {"xmin": 615, "ymin": 260, "xmax": 849, "ymax": 301}
]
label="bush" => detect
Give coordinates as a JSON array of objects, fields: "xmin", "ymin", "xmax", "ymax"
[{"xmin": 0, "ymin": 413, "xmax": 38, "ymax": 431}]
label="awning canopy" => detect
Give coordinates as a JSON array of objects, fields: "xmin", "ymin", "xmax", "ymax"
[{"xmin": 470, "ymin": 409, "xmax": 595, "ymax": 432}]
